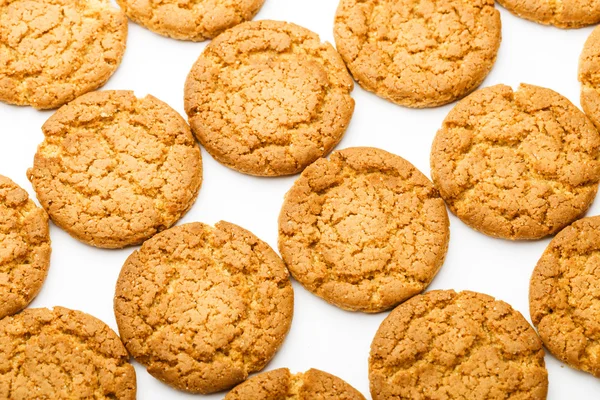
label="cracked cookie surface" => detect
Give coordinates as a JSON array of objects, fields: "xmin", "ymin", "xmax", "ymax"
[
  {"xmin": 370, "ymin": 290, "xmax": 548, "ymax": 400},
  {"xmin": 0, "ymin": 307, "xmax": 136, "ymax": 399},
  {"xmin": 431, "ymin": 84, "xmax": 600, "ymax": 240},
  {"xmin": 580, "ymin": 26, "xmax": 600, "ymax": 131},
  {"xmin": 0, "ymin": 0, "xmax": 127, "ymax": 109},
  {"xmin": 333, "ymin": 0, "xmax": 501, "ymax": 108},
  {"xmin": 116, "ymin": 0, "xmax": 264, "ymax": 41},
  {"xmin": 498, "ymin": 0, "xmax": 600, "ymax": 28},
  {"xmin": 0, "ymin": 175, "xmax": 51, "ymax": 319},
  {"xmin": 225, "ymin": 368, "xmax": 366, "ymax": 399},
  {"xmin": 278, "ymin": 147, "xmax": 450, "ymax": 313},
  {"xmin": 27, "ymin": 90, "xmax": 202, "ymax": 249},
  {"xmin": 530, "ymin": 216, "xmax": 600, "ymax": 377},
  {"xmin": 114, "ymin": 221, "xmax": 294, "ymax": 394},
  {"xmin": 184, "ymin": 20, "xmax": 355, "ymax": 176}
]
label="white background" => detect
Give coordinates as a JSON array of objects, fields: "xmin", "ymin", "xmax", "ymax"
[{"xmin": 2, "ymin": 0, "xmax": 600, "ymax": 398}]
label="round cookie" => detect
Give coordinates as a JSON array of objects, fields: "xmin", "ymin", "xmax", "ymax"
[
  {"xmin": 116, "ymin": 0, "xmax": 265, "ymax": 41},
  {"xmin": 431, "ymin": 83, "xmax": 600, "ymax": 240},
  {"xmin": 530, "ymin": 216, "xmax": 600, "ymax": 377},
  {"xmin": 27, "ymin": 90, "xmax": 202, "ymax": 249},
  {"xmin": 580, "ymin": 26, "xmax": 600, "ymax": 131},
  {"xmin": 0, "ymin": 176, "xmax": 51, "ymax": 319},
  {"xmin": 370, "ymin": 290, "xmax": 548, "ymax": 400},
  {"xmin": 225, "ymin": 368, "xmax": 366, "ymax": 400},
  {"xmin": 114, "ymin": 221, "xmax": 294, "ymax": 394},
  {"xmin": 333, "ymin": 0, "xmax": 501, "ymax": 108},
  {"xmin": 497, "ymin": 0, "xmax": 600, "ymax": 29},
  {"xmin": 0, "ymin": 307, "xmax": 136, "ymax": 399},
  {"xmin": 279, "ymin": 147, "xmax": 450, "ymax": 313},
  {"xmin": 0, "ymin": 0, "xmax": 127, "ymax": 109},
  {"xmin": 184, "ymin": 20, "xmax": 355, "ymax": 176}
]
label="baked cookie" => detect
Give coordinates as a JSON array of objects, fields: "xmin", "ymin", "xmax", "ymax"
[
  {"xmin": 580, "ymin": 26, "xmax": 600, "ymax": 131},
  {"xmin": 333, "ymin": 0, "xmax": 501, "ymax": 108},
  {"xmin": 0, "ymin": 175, "xmax": 50, "ymax": 319},
  {"xmin": 498, "ymin": 0, "xmax": 600, "ymax": 28},
  {"xmin": 114, "ymin": 221, "xmax": 294, "ymax": 394},
  {"xmin": 0, "ymin": 0, "xmax": 127, "ymax": 109},
  {"xmin": 225, "ymin": 368, "xmax": 365, "ymax": 399},
  {"xmin": 431, "ymin": 83, "xmax": 600, "ymax": 240},
  {"xmin": 116, "ymin": 0, "xmax": 265, "ymax": 41},
  {"xmin": 185, "ymin": 20, "xmax": 355, "ymax": 176},
  {"xmin": 370, "ymin": 290, "xmax": 548, "ymax": 400},
  {"xmin": 27, "ymin": 90, "xmax": 202, "ymax": 249},
  {"xmin": 279, "ymin": 147, "xmax": 449, "ymax": 313},
  {"xmin": 0, "ymin": 307, "xmax": 136, "ymax": 399},
  {"xmin": 530, "ymin": 216, "xmax": 600, "ymax": 377}
]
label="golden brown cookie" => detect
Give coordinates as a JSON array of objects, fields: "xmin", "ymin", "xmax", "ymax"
[
  {"xmin": 116, "ymin": 0, "xmax": 264, "ymax": 41},
  {"xmin": 225, "ymin": 368, "xmax": 366, "ymax": 400},
  {"xmin": 498, "ymin": 0, "xmax": 600, "ymax": 28},
  {"xmin": 0, "ymin": 307, "xmax": 136, "ymax": 399},
  {"xmin": 431, "ymin": 83, "xmax": 600, "ymax": 240},
  {"xmin": 0, "ymin": 0, "xmax": 127, "ymax": 109},
  {"xmin": 370, "ymin": 290, "xmax": 548, "ymax": 400},
  {"xmin": 184, "ymin": 20, "xmax": 355, "ymax": 176},
  {"xmin": 27, "ymin": 90, "xmax": 202, "ymax": 249},
  {"xmin": 333, "ymin": 0, "xmax": 501, "ymax": 108},
  {"xmin": 0, "ymin": 176, "xmax": 50, "ymax": 319},
  {"xmin": 530, "ymin": 216, "xmax": 600, "ymax": 378},
  {"xmin": 279, "ymin": 147, "xmax": 449, "ymax": 313},
  {"xmin": 114, "ymin": 221, "xmax": 294, "ymax": 394},
  {"xmin": 580, "ymin": 26, "xmax": 600, "ymax": 131}
]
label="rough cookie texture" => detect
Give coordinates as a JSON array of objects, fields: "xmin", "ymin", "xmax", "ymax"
[
  {"xmin": 333, "ymin": 0, "xmax": 501, "ymax": 108},
  {"xmin": 0, "ymin": 307, "xmax": 136, "ymax": 399},
  {"xmin": 498, "ymin": 0, "xmax": 600, "ymax": 28},
  {"xmin": 225, "ymin": 368, "xmax": 366, "ymax": 399},
  {"xmin": 0, "ymin": 175, "xmax": 50, "ymax": 319},
  {"xmin": 279, "ymin": 147, "xmax": 450, "ymax": 313},
  {"xmin": 580, "ymin": 26, "xmax": 600, "ymax": 131},
  {"xmin": 116, "ymin": 0, "xmax": 265, "ymax": 41},
  {"xmin": 185, "ymin": 20, "xmax": 355, "ymax": 176},
  {"xmin": 370, "ymin": 290, "xmax": 548, "ymax": 400},
  {"xmin": 431, "ymin": 84, "xmax": 600, "ymax": 240},
  {"xmin": 114, "ymin": 222, "xmax": 294, "ymax": 394},
  {"xmin": 0, "ymin": 0, "xmax": 127, "ymax": 109},
  {"xmin": 530, "ymin": 216, "xmax": 600, "ymax": 378},
  {"xmin": 27, "ymin": 90, "xmax": 202, "ymax": 249}
]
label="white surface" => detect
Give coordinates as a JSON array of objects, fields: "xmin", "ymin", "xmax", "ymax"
[{"xmin": 2, "ymin": 1, "xmax": 600, "ymax": 398}]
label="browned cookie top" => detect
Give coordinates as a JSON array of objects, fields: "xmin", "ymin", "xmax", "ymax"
[
  {"xmin": 580, "ymin": 25, "xmax": 600, "ymax": 131},
  {"xmin": 0, "ymin": 307, "xmax": 136, "ymax": 399},
  {"xmin": 370, "ymin": 290, "xmax": 548, "ymax": 400},
  {"xmin": 498, "ymin": 0, "xmax": 600, "ymax": 28},
  {"xmin": 185, "ymin": 20, "xmax": 355, "ymax": 176},
  {"xmin": 114, "ymin": 222, "xmax": 294, "ymax": 394}
]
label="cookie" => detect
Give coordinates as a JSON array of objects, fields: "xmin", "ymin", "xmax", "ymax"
[
  {"xmin": 498, "ymin": 0, "xmax": 600, "ymax": 28},
  {"xmin": 370, "ymin": 290, "xmax": 548, "ymax": 400},
  {"xmin": 27, "ymin": 90, "xmax": 202, "ymax": 249},
  {"xmin": 0, "ymin": 307, "xmax": 136, "ymax": 399},
  {"xmin": 0, "ymin": 0, "xmax": 127, "ymax": 109},
  {"xmin": 0, "ymin": 176, "xmax": 51, "ymax": 319},
  {"xmin": 225, "ymin": 368, "xmax": 366, "ymax": 400},
  {"xmin": 114, "ymin": 221, "xmax": 294, "ymax": 394},
  {"xmin": 431, "ymin": 83, "xmax": 600, "ymax": 240},
  {"xmin": 530, "ymin": 216, "xmax": 600, "ymax": 377},
  {"xmin": 279, "ymin": 147, "xmax": 449, "ymax": 313},
  {"xmin": 184, "ymin": 20, "xmax": 355, "ymax": 176},
  {"xmin": 116, "ymin": 0, "xmax": 264, "ymax": 41},
  {"xmin": 333, "ymin": 0, "xmax": 501, "ymax": 108},
  {"xmin": 580, "ymin": 26, "xmax": 600, "ymax": 131}
]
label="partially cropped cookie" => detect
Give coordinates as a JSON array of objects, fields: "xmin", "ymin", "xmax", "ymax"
[
  {"xmin": 334, "ymin": 0, "xmax": 501, "ymax": 108},
  {"xmin": 225, "ymin": 368, "xmax": 365, "ymax": 400},
  {"xmin": 580, "ymin": 26, "xmax": 600, "ymax": 130},
  {"xmin": 530, "ymin": 216, "xmax": 600, "ymax": 378},
  {"xmin": 114, "ymin": 221, "xmax": 294, "ymax": 394},
  {"xmin": 0, "ymin": 176, "xmax": 50, "ymax": 319},
  {"xmin": 0, "ymin": 0, "xmax": 127, "ymax": 109},
  {"xmin": 279, "ymin": 147, "xmax": 449, "ymax": 313},
  {"xmin": 370, "ymin": 290, "xmax": 548, "ymax": 400},
  {"xmin": 185, "ymin": 20, "xmax": 355, "ymax": 176},
  {"xmin": 431, "ymin": 84, "xmax": 600, "ymax": 240},
  {"xmin": 0, "ymin": 307, "xmax": 136, "ymax": 399},
  {"xmin": 498, "ymin": 0, "xmax": 600, "ymax": 28},
  {"xmin": 27, "ymin": 90, "xmax": 202, "ymax": 249}
]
